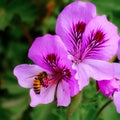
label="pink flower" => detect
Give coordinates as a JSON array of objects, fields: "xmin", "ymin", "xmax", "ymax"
[
  {"xmin": 14, "ymin": 34, "xmax": 79, "ymax": 107},
  {"xmin": 55, "ymin": 1, "xmax": 119, "ymax": 90},
  {"xmin": 98, "ymin": 63, "xmax": 120, "ymax": 113}
]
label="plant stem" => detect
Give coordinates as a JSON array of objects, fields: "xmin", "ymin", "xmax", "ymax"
[
  {"xmin": 94, "ymin": 99, "xmax": 112, "ymax": 120},
  {"xmin": 66, "ymin": 92, "xmax": 82, "ymax": 120}
]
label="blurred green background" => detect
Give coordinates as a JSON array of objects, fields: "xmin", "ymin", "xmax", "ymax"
[{"xmin": 1, "ymin": 0, "xmax": 120, "ymax": 120}]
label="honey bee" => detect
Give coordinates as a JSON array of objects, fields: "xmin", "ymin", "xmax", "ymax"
[{"xmin": 33, "ymin": 71, "xmax": 48, "ymax": 94}]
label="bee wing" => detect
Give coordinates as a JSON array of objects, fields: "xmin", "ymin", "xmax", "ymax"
[{"xmin": 27, "ymin": 74, "xmax": 37, "ymax": 79}]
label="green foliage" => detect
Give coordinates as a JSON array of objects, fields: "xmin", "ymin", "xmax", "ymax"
[
  {"xmin": 90, "ymin": 0, "xmax": 120, "ymax": 30},
  {"xmin": 1, "ymin": 0, "xmax": 120, "ymax": 120},
  {"xmin": 0, "ymin": 0, "xmax": 37, "ymax": 30}
]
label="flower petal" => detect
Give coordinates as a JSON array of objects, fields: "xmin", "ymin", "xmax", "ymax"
[
  {"xmin": 69, "ymin": 77, "xmax": 79, "ymax": 96},
  {"xmin": 113, "ymin": 92, "xmax": 120, "ymax": 113},
  {"xmin": 56, "ymin": 1, "xmax": 96, "ymax": 53},
  {"xmin": 82, "ymin": 15, "xmax": 119, "ymax": 61},
  {"xmin": 13, "ymin": 64, "xmax": 43, "ymax": 88},
  {"xmin": 73, "ymin": 59, "xmax": 114, "ymax": 90},
  {"xmin": 117, "ymin": 40, "xmax": 120, "ymax": 60},
  {"xmin": 66, "ymin": 67, "xmax": 79, "ymax": 96},
  {"xmin": 113, "ymin": 63, "xmax": 120, "ymax": 79},
  {"xmin": 83, "ymin": 59, "xmax": 114, "ymax": 80},
  {"xmin": 57, "ymin": 80, "xmax": 70, "ymax": 106},
  {"xmin": 28, "ymin": 34, "xmax": 69, "ymax": 71},
  {"xmin": 72, "ymin": 63, "xmax": 89, "ymax": 90},
  {"xmin": 30, "ymin": 84, "xmax": 56, "ymax": 107},
  {"xmin": 98, "ymin": 79, "xmax": 119, "ymax": 98}
]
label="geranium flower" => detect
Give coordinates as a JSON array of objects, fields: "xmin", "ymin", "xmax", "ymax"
[
  {"xmin": 98, "ymin": 63, "xmax": 120, "ymax": 113},
  {"xmin": 14, "ymin": 34, "xmax": 79, "ymax": 107},
  {"xmin": 56, "ymin": 1, "xmax": 119, "ymax": 90}
]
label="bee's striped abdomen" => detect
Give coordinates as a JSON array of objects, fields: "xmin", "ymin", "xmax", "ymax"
[{"xmin": 33, "ymin": 79, "xmax": 41, "ymax": 94}]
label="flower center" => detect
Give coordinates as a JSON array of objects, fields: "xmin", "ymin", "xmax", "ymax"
[
  {"xmin": 45, "ymin": 53, "xmax": 71, "ymax": 81},
  {"xmin": 70, "ymin": 22, "xmax": 106, "ymax": 63},
  {"xmin": 54, "ymin": 67, "xmax": 71, "ymax": 81},
  {"xmin": 62, "ymin": 68, "xmax": 71, "ymax": 79}
]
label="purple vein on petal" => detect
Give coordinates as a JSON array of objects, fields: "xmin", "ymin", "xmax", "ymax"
[{"xmin": 81, "ymin": 28, "xmax": 108, "ymax": 60}]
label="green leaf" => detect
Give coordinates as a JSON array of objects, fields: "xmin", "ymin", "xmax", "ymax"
[
  {"xmin": 30, "ymin": 103, "xmax": 57, "ymax": 120},
  {"xmin": 0, "ymin": 0, "xmax": 37, "ymax": 30}
]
